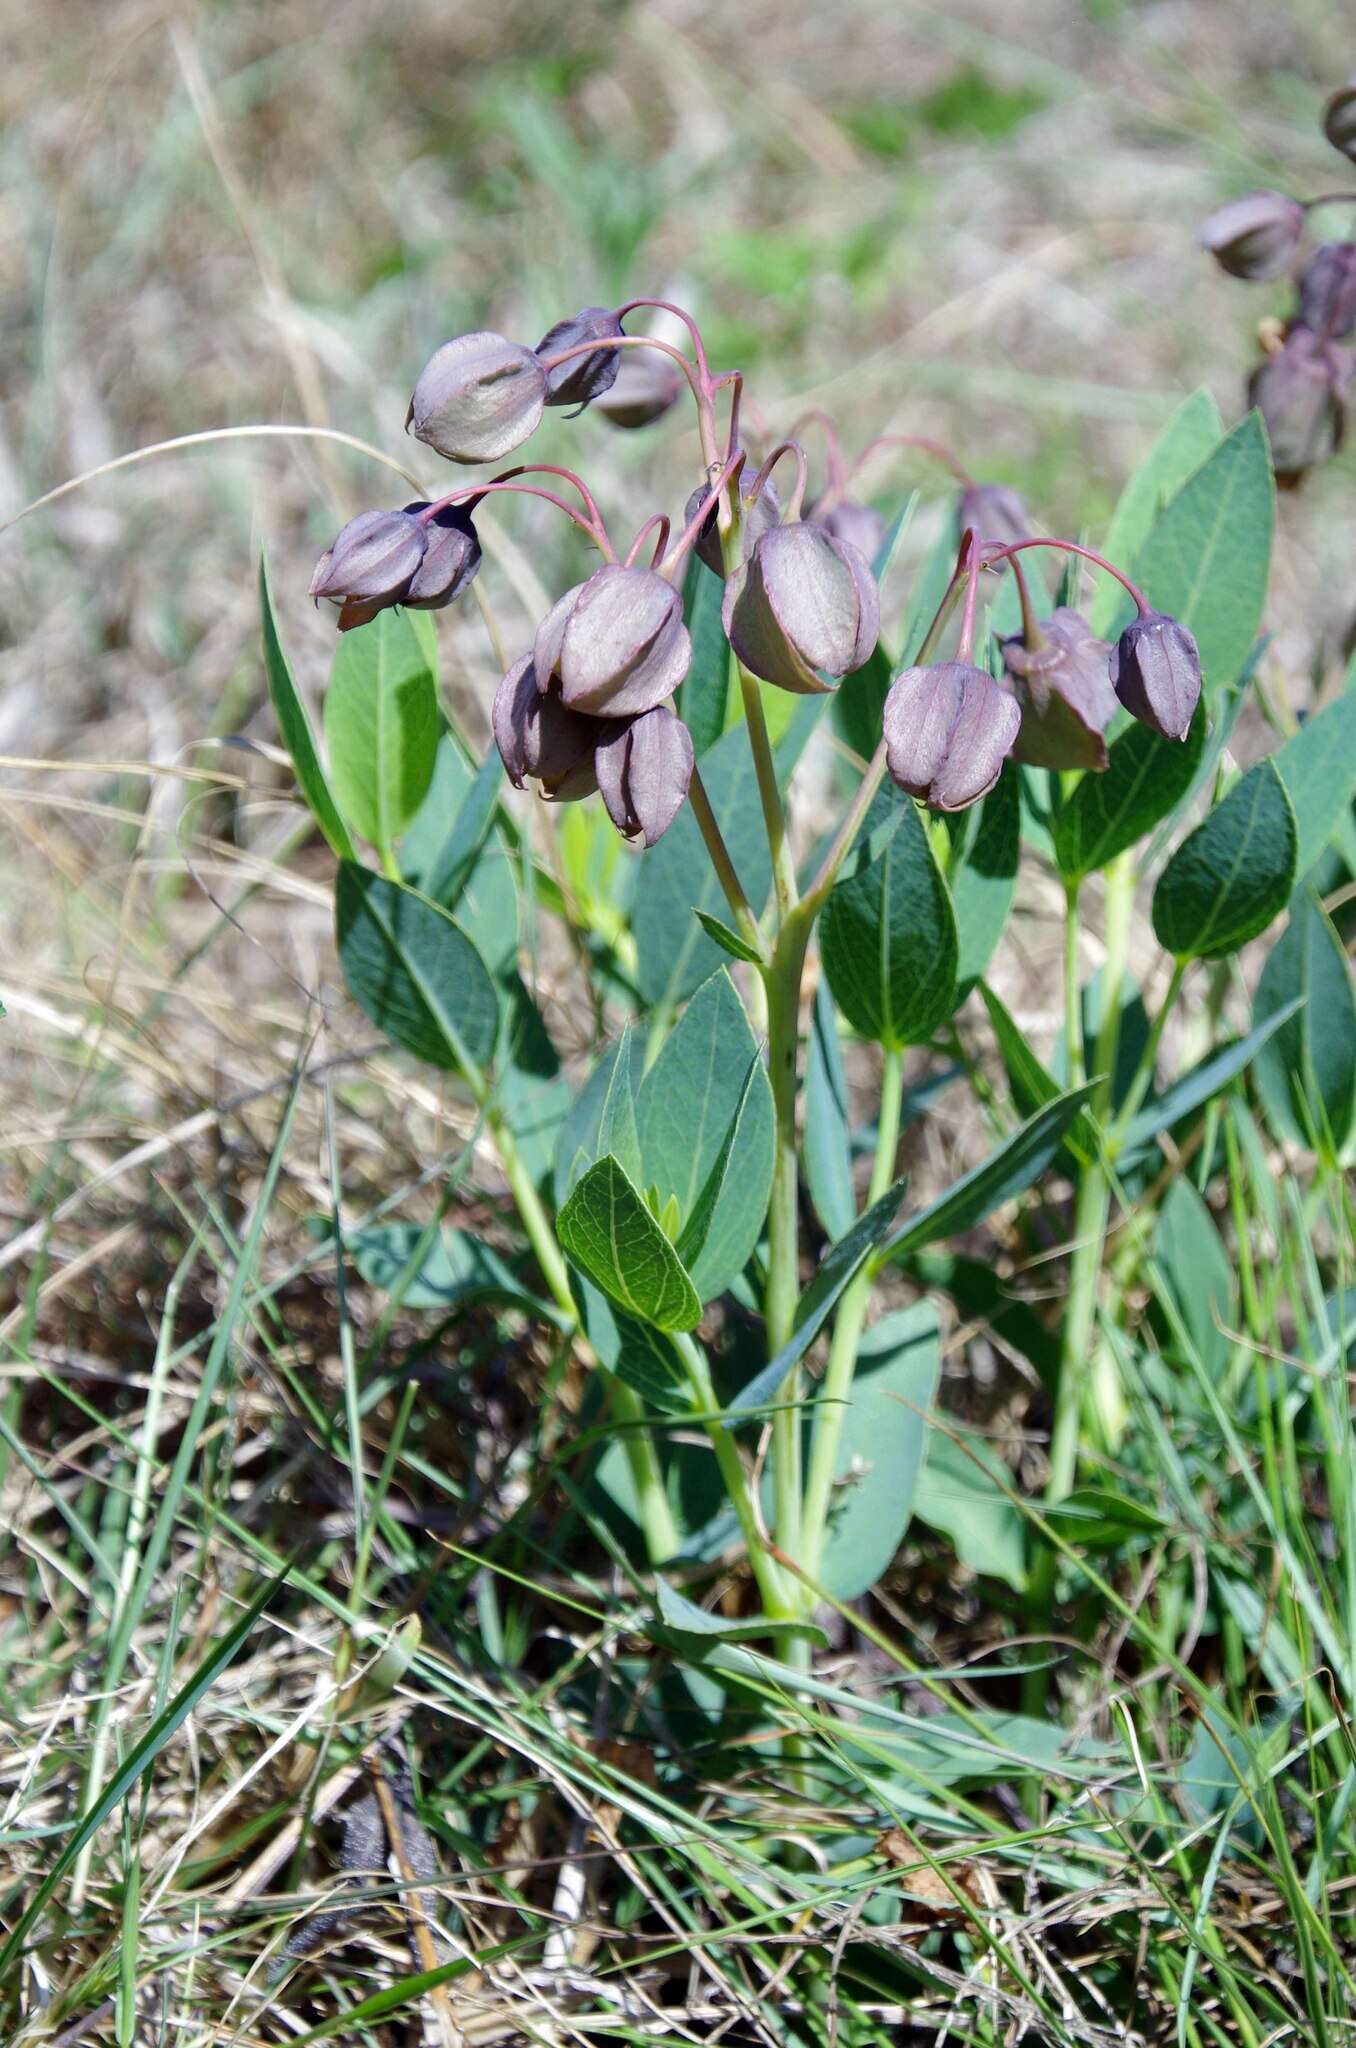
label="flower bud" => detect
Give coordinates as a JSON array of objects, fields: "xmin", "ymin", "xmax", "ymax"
[
  {"xmin": 594, "ymin": 704, "xmax": 695, "ymax": 846},
  {"xmin": 1247, "ymin": 324, "xmax": 1354, "ymax": 486},
  {"xmin": 541, "ymin": 565, "xmax": 691, "ymax": 718},
  {"xmin": 407, "ymin": 331, "xmax": 546, "ymax": 464},
  {"xmin": 1109, "ymin": 612, "xmax": 1201, "ymax": 742},
  {"xmin": 401, "ymin": 502, "xmax": 483, "ymax": 610},
  {"xmin": 492, "ymin": 654, "xmax": 600, "ymax": 799},
  {"xmin": 809, "ymin": 496, "xmax": 887, "ymax": 564},
  {"xmin": 309, "ymin": 509, "xmax": 427, "ymax": 616},
  {"xmin": 722, "ymin": 522, "xmax": 879, "ymax": 694},
  {"xmin": 1324, "ymin": 85, "xmax": 1356, "ymax": 165},
  {"xmin": 1297, "ymin": 242, "xmax": 1356, "ymax": 340},
  {"xmin": 999, "ymin": 607, "xmax": 1117, "ymax": 771},
  {"xmin": 684, "ymin": 458, "xmax": 781, "ymax": 577},
  {"xmin": 535, "ymin": 306, "xmax": 624, "ymax": 412},
  {"xmin": 956, "ymin": 481, "xmax": 1029, "ymax": 562},
  {"xmin": 590, "ymin": 350, "xmax": 684, "ymax": 428},
  {"xmin": 1199, "ymin": 190, "xmax": 1305, "ymax": 280},
  {"xmin": 883, "ymin": 661, "xmax": 1020, "ymax": 812}
]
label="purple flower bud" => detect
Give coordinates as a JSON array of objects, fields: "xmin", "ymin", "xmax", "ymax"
[
  {"xmin": 684, "ymin": 458, "xmax": 781, "ymax": 578},
  {"xmin": 1248, "ymin": 325, "xmax": 1354, "ymax": 486},
  {"xmin": 535, "ymin": 306, "xmax": 624, "ymax": 412},
  {"xmin": 999, "ymin": 607, "xmax": 1117, "ymax": 771},
  {"xmin": 1109, "ymin": 612, "xmax": 1201, "ymax": 742},
  {"xmin": 1297, "ymin": 243, "xmax": 1356, "ymax": 339},
  {"xmin": 1199, "ymin": 190, "xmax": 1305, "ymax": 281},
  {"xmin": 594, "ymin": 704, "xmax": 695, "ymax": 846},
  {"xmin": 407, "ymin": 332, "xmax": 547, "ymax": 465},
  {"xmin": 590, "ymin": 350, "xmax": 684, "ymax": 429},
  {"xmin": 883, "ymin": 661, "xmax": 1020, "ymax": 812},
  {"xmin": 543, "ymin": 565, "xmax": 692, "ymax": 718},
  {"xmin": 309, "ymin": 509, "xmax": 427, "ymax": 613},
  {"xmin": 401, "ymin": 502, "xmax": 483, "ymax": 610},
  {"xmin": 956, "ymin": 482, "xmax": 1029, "ymax": 562},
  {"xmin": 1324, "ymin": 85, "xmax": 1356, "ymax": 165},
  {"xmin": 492, "ymin": 654, "xmax": 600, "ymax": 800},
  {"xmin": 808, "ymin": 497, "xmax": 887, "ymax": 565},
  {"xmin": 722, "ymin": 522, "xmax": 879, "ymax": 695}
]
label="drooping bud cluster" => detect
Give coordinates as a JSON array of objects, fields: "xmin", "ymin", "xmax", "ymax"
[
  {"xmin": 309, "ymin": 502, "xmax": 482, "ymax": 630},
  {"xmin": 1202, "ymin": 82, "xmax": 1356, "ymax": 484}
]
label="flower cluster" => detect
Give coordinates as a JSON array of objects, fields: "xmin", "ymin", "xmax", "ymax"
[
  {"xmin": 308, "ymin": 296, "xmax": 1203, "ymax": 848},
  {"xmin": 1201, "ymin": 79, "xmax": 1356, "ymax": 485}
]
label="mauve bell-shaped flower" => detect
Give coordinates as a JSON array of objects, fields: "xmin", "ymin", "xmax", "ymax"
[
  {"xmin": 809, "ymin": 496, "xmax": 887, "ymax": 564},
  {"xmin": 957, "ymin": 482, "xmax": 1029, "ymax": 562},
  {"xmin": 492, "ymin": 654, "xmax": 600, "ymax": 800},
  {"xmin": 684, "ymin": 458, "xmax": 781, "ymax": 577},
  {"xmin": 1248, "ymin": 325, "xmax": 1354, "ymax": 486},
  {"xmin": 722, "ymin": 522, "xmax": 879, "ymax": 694},
  {"xmin": 1298, "ymin": 243, "xmax": 1356, "ymax": 339},
  {"xmin": 535, "ymin": 306, "xmax": 624, "ymax": 412},
  {"xmin": 407, "ymin": 331, "xmax": 547, "ymax": 465},
  {"xmin": 999, "ymin": 607, "xmax": 1118, "ymax": 771},
  {"xmin": 594, "ymin": 704, "xmax": 695, "ymax": 846},
  {"xmin": 309, "ymin": 508, "xmax": 427, "ymax": 615},
  {"xmin": 1324, "ymin": 85, "xmax": 1356, "ymax": 165},
  {"xmin": 538, "ymin": 564, "xmax": 692, "ymax": 718},
  {"xmin": 401, "ymin": 502, "xmax": 483, "ymax": 610},
  {"xmin": 883, "ymin": 661, "xmax": 1020, "ymax": 812},
  {"xmin": 590, "ymin": 350, "xmax": 684, "ymax": 428},
  {"xmin": 1199, "ymin": 191, "xmax": 1305, "ymax": 280},
  {"xmin": 1110, "ymin": 613, "xmax": 1201, "ymax": 742}
]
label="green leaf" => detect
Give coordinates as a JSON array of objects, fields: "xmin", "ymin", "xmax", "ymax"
[
  {"xmin": 1154, "ymin": 1179, "xmax": 1236, "ymax": 1379},
  {"xmin": 324, "ymin": 608, "xmax": 441, "ymax": 856},
  {"xmin": 1052, "ymin": 706, "xmax": 1206, "ymax": 880},
  {"xmin": 1043, "ymin": 1486, "xmax": 1167, "ymax": 1548},
  {"xmin": 978, "ymin": 982, "xmax": 1097, "ymax": 1168},
  {"xmin": 1272, "ymin": 667, "xmax": 1356, "ymax": 879},
  {"xmin": 820, "ymin": 800, "xmax": 959, "ymax": 1048},
  {"xmin": 335, "ymin": 863, "xmax": 499, "ymax": 1075},
  {"xmin": 1254, "ymin": 890, "xmax": 1356, "ymax": 1157},
  {"xmin": 805, "ymin": 979, "xmax": 855, "ymax": 1241},
  {"xmin": 913, "ymin": 1428, "xmax": 1025, "ymax": 1589},
  {"xmin": 580, "ymin": 1281, "xmax": 690, "ymax": 1412},
  {"xmin": 344, "ymin": 1221, "xmax": 550, "ymax": 1318},
  {"xmin": 1092, "ymin": 390, "xmax": 1224, "ymax": 636},
  {"xmin": 552, "ymin": 1032, "xmax": 647, "ymax": 1209},
  {"xmin": 950, "ymin": 771, "xmax": 1020, "ymax": 987},
  {"xmin": 1129, "ymin": 410, "xmax": 1274, "ymax": 698},
  {"xmin": 819, "ymin": 1304, "xmax": 940, "ymax": 1600},
  {"xmin": 556, "ymin": 1155, "xmax": 702, "ymax": 1333},
  {"xmin": 258, "ymin": 557, "xmax": 356, "ymax": 860},
  {"xmin": 880, "ymin": 1086, "xmax": 1096, "ymax": 1265},
  {"xmin": 693, "ymin": 908, "xmax": 763, "ymax": 964},
  {"xmin": 650, "ymin": 1581, "xmax": 826, "ymax": 1650},
  {"xmin": 400, "ymin": 730, "xmax": 518, "ymax": 973},
  {"xmin": 1152, "ymin": 758, "xmax": 1297, "ymax": 961},
  {"xmin": 1117, "ymin": 998, "xmax": 1304, "ymax": 1160},
  {"xmin": 676, "ymin": 553, "xmax": 732, "ymax": 756},
  {"xmin": 635, "ymin": 970, "xmax": 775, "ymax": 1301}
]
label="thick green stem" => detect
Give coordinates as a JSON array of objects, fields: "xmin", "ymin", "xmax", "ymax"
[
  {"xmin": 1063, "ymin": 882, "xmax": 1085, "ymax": 1089},
  {"xmin": 800, "ymin": 1045, "xmax": 905, "ymax": 1580},
  {"xmin": 675, "ymin": 1333, "xmax": 794, "ymax": 1616},
  {"xmin": 762, "ymin": 928, "xmax": 811, "ymax": 1586},
  {"xmin": 739, "ymin": 665, "xmax": 799, "ymax": 918},
  {"xmin": 688, "ymin": 764, "xmax": 767, "ymax": 960}
]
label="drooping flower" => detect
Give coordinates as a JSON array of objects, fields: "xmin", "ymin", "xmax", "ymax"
[
  {"xmin": 999, "ymin": 607, "xmax": 1117, "ymax": 771},
  {"xmin": 594, "ymin": 703, "xmax": 695, "ymax": 846},
  {"xmin": 722, "ymin": 522, "xmax": 878, "ymax": 694},
  {"xmin": 534, "ymin": 565, "xmax": 691, "ymax": 718},
  {"xmin": 1110, "ymin": 612, "xmax": 1202, "ymax": 742},
  {"xmin": 407, "ymin": 332, "xmax": 547, "ymax": 464},
  {"xmin": 883, "ymin": 660, "xmax": 1020, "ymax": 811},
  {"xmin": 1199, "ymin": 191, "xmax": 1305, "ymax": 281}
]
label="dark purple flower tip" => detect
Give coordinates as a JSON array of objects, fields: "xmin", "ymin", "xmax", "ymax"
[
  {"xmin": 1109, "ymin": 612, "xmax": 1201, "ymax": 742},
  {"xmin": 401, "ymin": 502, "xmax": 483, "ymax": 610},
  {"xmin": 308, "ymin": 509, "xmax": 427, "ymax": 610},
  {"xmin": 1247, "ymin": 325, "xmax": 1354, "ymax": 486},
  {"xmin": 999, "ymin": 607, "xmax": 1117, "ymax": 772},
  {"xmin": 546, "ymin": 564, "xmax": 691, "ymax": 718},
  {"xmin": 684, "ymin": 455, "xmax": 782, "ymax": 578},
  {"xmin": 956, "ymin": 482, "xmax": 1030, "ymax": 561},
  {"xmin": 722, "ymin": 522, "xmax": 879, "ymax": 694},
  {"xmin": 594, "ymin": 703, "xmax": 695, "ymax": 847},
  {"xmin": 1297, "ymin": 243, "xmax": 1356, "ymax": 340},
  {"xmin": 492, "ymin": 653, "xmax": 600, "ymax": 798},
  {"xmin": 883, "ymin": 660, "xmax": 1021, "ymax": 812},
  {"xmin": 807, "ymin": 496, "xmax": 887, "ymax": 565},
  {"xmin": 535, "ymin": 306, "xmax": 624, "ymax": 412},
  {"xmin": 590, "ymin": 350, "xmax": 684, "ymax": 429},
  {"xmin": 407, "ymin": 331, "xmax": 546, "ymax": 465},
  {"xmin": 1324, "ymin": 85, "xmax": 1356, "ymax": 166},
  {"xmin": 1199, "ymin": 190, "xmax": 1306, "ymax": 281}
]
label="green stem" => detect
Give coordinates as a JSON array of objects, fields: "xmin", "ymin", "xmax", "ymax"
[
  {"xmin": 1063, "ymin": 882, "xmax": 1085, "ymax": 1089},
  {"xmin": 739, "ymin": 665, "xmax": 799, "ymax": 918},
  {"xmin": 688, "ymin": 763, "xmax": 767, "ymax": 960},
  {"xmin": 762, "ymin": 928, "xmax": 811, "ymax": 1589},
  {"xmin": 800, "ymin": 1045, "xmax": 905, "ymax": 1579},
  {"xmin": 1108, "ymin": 958, "xmax": 1188, "ymax": 1151},
  {"xmin": 675, "ymin": 1333, "xmax": 794, "ymax": 1616}
]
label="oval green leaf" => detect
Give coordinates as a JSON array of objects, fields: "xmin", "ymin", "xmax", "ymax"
[
  {"xmin": 1152, "ymin": 757, "xmax": 1297, "ymax": 961},
  {"xmin": 820, "ymin": 800, "xmax": 959, "ymax": 1049},
  {"xmin": 556, "ymin": 1154, "xmax": 702, "ymax": 1334},
  {"xmin": 324, "ymin": 608, "xmax": 441, "ymax": 858},
  {"xmin": 335, "ymin": 862, "xmax": 499, "ymax": 1075}
]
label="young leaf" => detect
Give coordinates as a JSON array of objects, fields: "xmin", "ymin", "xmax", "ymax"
[
  {"xmin": 556, "ymin": 1155, "xmax": 702, "ymax": 1333},
  {"xmin": 335, "ymin": 863, "xmax": 499, "ymax": 1075},
  {"xmin": 1152, "ymin": 758, "xmax": 1297, "ymax": 960},
  {"xmin": 635, "ymin": 969, "xmax": 775, "ymax": 1301},
  {"xmin": 805, "ymin": 979, "xmax": 856, "ymax": 1241},
  {"xmin": 580, "ymin": 1280, "xmax": 690, "ymax": 1413},
  {"xmin": 820, "ymin": 800, "xmax": 959, "ymax": 1048},
  {"xmin": 693, "ymin": 908, "xmax": 764, "ymax": 964},
  {"xmin": 1116, "ymin": 997, "xmax": 1304, "ymax": 1160},
  {"xmin": 345, "ymin": 1221, "xmax": 550, "ymax": 1319},
  {"xmin": 949, "ymin": 771, "xmax": 1020, "ymax": 988},
  {"xmin": 1271, "ymin": 667, "xmax": 1356, "ymax": 879},
  {"xmin": 552, "ymin": 1032, "xmax": 648, "ymax": 1208},
  {"xmin": 259, "ymin": 557, "xmax": 357, "ymax": 860},
  {"xmin": 1052, "ymin": 707, "xmax": 1206, "ymax": 880},
  {"xmin": 1153, "ymin": 1179, "xmax": 1236, "ymax": 1380},
  {"xmin": 912, "ymin": 1428, "xmax": 1025, "ymax": 1590},
  {"xmin": 1092, "ymin": 389, "xmax": 1224, "ymax": 636},
  {"xmin": 1254, "ymin": 890, "xmax": 1356, "ymax": 1157},
  {"xmin": 818, "ymin": 1303, "xmax": 940, "ymax": 1600},
  {"xmin": 400, "ymin": 729, "xmax": 518, "ymax": 972},
  {"xmin": 676, "ymin": 553, "xmax": 733, "ymax": 756},
  {"xmin": 324, "ymin": 608, "xmax": 441, "ymax": 857},
  {"xmin": 650, "ymin": 1581, "xmax": 825, "ymax": 1649},
  {"xmin": 978, "ymin": 982, "xmax": 1097, "ymax": 1168}
]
